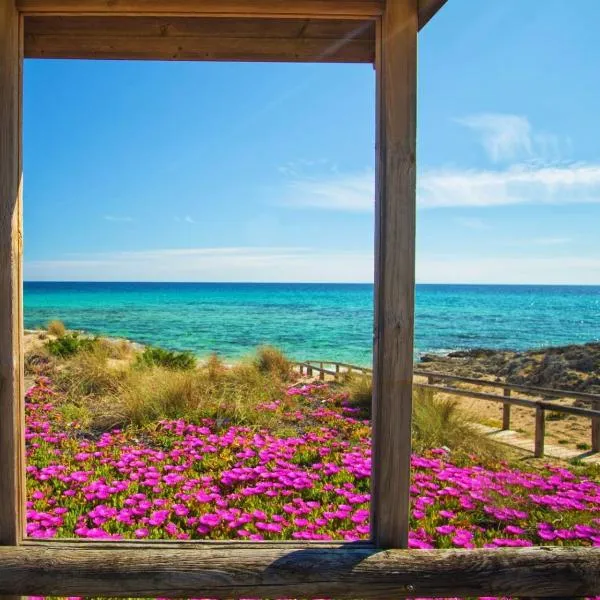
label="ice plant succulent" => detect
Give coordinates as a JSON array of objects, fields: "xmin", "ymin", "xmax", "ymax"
[{"xmin": 24, "ymin": 376, "xmax": 600, "ymax": 599}]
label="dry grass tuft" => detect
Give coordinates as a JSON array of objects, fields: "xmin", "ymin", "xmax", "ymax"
[
  {"xmin": 47, "ymin": 320, "xmax": 66, "ymax": 337},
  {"xmin": 342, "ymin": 374, "xmax": 504, "ymax": 460},
  {"xmin": 255, "ymin": 345, "xmax": 292, "ymax": 380}
]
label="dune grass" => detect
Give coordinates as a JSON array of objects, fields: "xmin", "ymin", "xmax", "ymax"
[
  {"xmin": 26, "ymin": 331, "xmax": 504, "ymax": 458},
  {"xmin": 341, "ymin": 372, "xmax": 505, "ymax": 461},
  {"xmin": 46, "ymin": 319, "xmax": 66, "ymax": 337}
]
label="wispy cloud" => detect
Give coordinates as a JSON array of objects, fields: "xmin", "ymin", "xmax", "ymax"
[
  {"xmin": 280, "ymin": 170, "xmax": 374, "ymax": 212},
  {"xmin": 416, "ymin": 254, "xmax": 600, "ymax": 285},
  {"xmin": 174, "ymin": 216, "xmax": 197, "ymax": 224},
  {"xmin": 104, "ymin": 215, "xmax": 133, "ymax": 222},
  {"xmin": 453, "ymin": 217, "xmax": 490, "ymax": 230},
  {"xmin": 25, "ymin": 246, "xmax": 600, "ymax": 284},
  {"xmin": 25, "ymin": 247, "xmax": 374, "ymax": 283},
  {"xmin": 419, "ymin": 163, "xmax": 600, "ymax": 208},
  {"xmin": 456, "ymin": 114, "xmax": 534, "ymax": 163}
]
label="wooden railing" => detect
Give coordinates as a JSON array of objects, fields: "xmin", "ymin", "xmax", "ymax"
[{"xmin": 295, "ymin": 360, "xmax": 600, "ymax": 458}]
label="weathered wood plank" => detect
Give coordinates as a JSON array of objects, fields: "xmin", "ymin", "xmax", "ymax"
[
  {"xmin": 0, "ymin": 0, "xmax": 25, "ymax": 550},
  {"xmin": 417, "ymin": 383, "xmax": 600, "ymax": 418},
  {"xmin": 415, "ymin": 368, "xmax": 600, "ymax": 403},
  {"xmin": 23, "ymin": 15, "xmax": 375, "ymax": 62},
  {"xmin": 371, "ymin": 0, "xmax": 418, "ymax": 549},
  {"xmin": 1, "ymin": 545, "xmax": 599, "ymax": 598},
  {"xmin": 535, "ymin": 405, "xmax": 545, "ymax": 458},
  {"xmin": 24, "ymin": 15, "xmax": 376, "ymax": 39},
  {"xmin": 592, "ymin": 399, "xmax": 600, "ymax": 453},
  {"xmin": 24, "ymin": 32, "xmax": 374, "ymax": 62},
  {"xmin": 17, "ymin": 0, "xmax": 385, "ymax": 19},
  {"xmin": 502, "ymin": 388, "xmax": 511, "ymax": 430},
  {"xmin": 417, "ymin": 0, "xmax": 447, "ymax": 29}
]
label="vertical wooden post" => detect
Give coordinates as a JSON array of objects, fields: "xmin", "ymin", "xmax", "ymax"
[
  {"xmin": 371, "ymin": 0, "xmax": 418, "ymax": 549},
  {"xmin": 319, "ymin": 362, "xmax": 325, "ymax": 381},
  {"xmin": 307, "ymin": 365, "xmax": 313, "ymax": 377},
  {"xmin": 0, "ymin": 0, "xmax": 25, "ymax": 555},
  {"xmin": 591, "ymin": 399, "xmax": 599, "ymax": 453},
  {"xmin": 534, "ymin": 406, "xmax": 545, "ymax": 458},
  {"xmin": 502, "ymin": 388, "xmax": 511, "ymax": 430}
]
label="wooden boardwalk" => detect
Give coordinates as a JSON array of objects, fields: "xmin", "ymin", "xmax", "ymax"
[{"xmin": 472, "ymin": 424, "xmax": 600, "ymax": 464}]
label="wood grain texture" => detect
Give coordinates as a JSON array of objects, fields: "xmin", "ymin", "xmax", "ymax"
[
  {"xmin": 502, "ymin": 388, "xmax": 511, "ymax": 430},
  {"xmin": 17, "ymin": 0, "xmax": 384, "ymax": 19},
  {"xmin": 1, "ymin": 545, "xmax": 599, "ymax": 598},
  {"xmin": 23, "ymin": 15, "xmax": 375, "ymax": 62},
  {"xmin": 0, "ymin": 0, "xmax": 25, "ymax": 549},
  {"xmin": 417, "ymin": 0, "xmax": 447, "ymax": 29},
  {"xmin": 418, "ymin": 383, "xmax": 600, "ymax": 418},
  {"xmin": 371, "ymin": 0, "xmax": 417, "ymax": 549},
  {"xmin": 414, "ymin": 368, "xmax": 600, "ymax": 403},
  {"xmin": 535, "ymin": 406, "xmax": 545, "ymax": 458},
  {"xmin": 592, "ymin": 399, "xmax": 600, "ymax": 452},
  {"xmin": 17, "ymin": 0, "xmax": 444, "ymax": 30}
]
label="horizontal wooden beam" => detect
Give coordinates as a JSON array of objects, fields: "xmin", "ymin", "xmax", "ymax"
[
  {"xmin": 417, "ymin": 382, "xmax": 600, "ymax": 418},
  {"xmin": 17, "ymin": 0, "xmax": 385, "ymax": 19},
  {"xmin": 23, "ymin": 16, "xmax": 375, "ymax": 62},
  {"xmin": 1, "ymin": 544, "xmax": 599, "ymax": 598},
  {"xmin": 17, "ymin": 0, "xmax": 444, "ymax": 30}
]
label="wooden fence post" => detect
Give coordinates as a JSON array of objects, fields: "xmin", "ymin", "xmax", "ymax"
[
  {"xmin": 502, "ymin": 388, "xmax": 511, "ymax": 430},
  {"xmin": 535, "ymin": 406, "xmax": 545, "ymax": 458},
  {"xmin": 319, "ymin": 362, "xmax": 325, "ymax": 381},
  {"xmin": 307, "ymin": 365, "xmax": 313, "ymax": 377},
  {"xmin": 592, "ymin": 399, "xmax": 600, "ymax": 453}
]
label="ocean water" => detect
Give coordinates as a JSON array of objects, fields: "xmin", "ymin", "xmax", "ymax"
[{"xmin": 24, "ymin": 282, "xmax": 600, "ymax": 366}]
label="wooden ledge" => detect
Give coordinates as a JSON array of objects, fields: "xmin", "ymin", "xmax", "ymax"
[{"xmin": 0, "ymin": 544, "xmax": 598, "ymax": 598}]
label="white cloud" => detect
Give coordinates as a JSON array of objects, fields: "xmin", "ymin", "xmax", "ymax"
[
  {"xmin": 456, "ymin": 113, "xmax": 534, "ymax": 163},
  {"xmin": 25, "ymin": 247, "xmax": 600, "ymax": 284},
  {"xmin": 416, "ymin": 255, "xmax": 600, "ymax": 285},
  {"xmin": 418, "ymin": 163, "xmax": 600, "ymax": 208},
  {"xmin": 104, "ymin": 215, "xmax": 133, "ymax": 222},
  {"xmin": 453, "ymin": 217, "xmax": 489, "ymax": 230},
  {"xmin": 276, "ymin": 161, "xmax": 600, "ymax": 211},
  {"xmin": 184, "ymin": 215, "xmax": 196, "ymax": 224},
  {"xmin": 279, "ymin": 170, "xmax": 374, "ymax": 212},
  {"xmin": 25, "ymin": 247, "xmax": 374, "ymax": 283}
]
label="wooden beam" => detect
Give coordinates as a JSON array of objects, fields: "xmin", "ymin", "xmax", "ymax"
[
  {"xmin": 17, "ymin": 0, "xmax": 444, "ymax": 30},
  {"xmin": 0, "ymin": 0, "xmax": 25, "ymax": 550},
  {"xmin": 23, "ymin": 16, "xmax": 375, "ymax": 62},
  {"xmin": 1, "ymin": 545, "xmax": 599, "ymax": 598},
  {"xmin": 417, "ymin": 0, "xmax": 447, "ymax": 29},
  {"xmin": 16, "ymin": 0, "xmax": 385, "ymax": 19},
  {"xmin": 371, "ymin": 0, "xmax": 417, "ymax": 548}
]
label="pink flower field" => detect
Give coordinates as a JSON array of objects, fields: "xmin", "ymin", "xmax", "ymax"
[{"xmin": 25, "ymin": 375, "xmax": 600, "ymax": 599}]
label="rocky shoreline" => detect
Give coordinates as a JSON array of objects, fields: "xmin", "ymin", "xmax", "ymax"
[{"xmin": 419, "ymin": 342, "xmax": 600, "ymax": 395}]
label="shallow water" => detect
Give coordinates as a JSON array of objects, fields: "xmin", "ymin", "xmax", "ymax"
[{"xmin": 24, "ymin": 282, "xmax": 600, "ymax": 366}]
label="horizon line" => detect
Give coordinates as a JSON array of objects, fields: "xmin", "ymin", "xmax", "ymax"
[{"xmin": 23, "ymin": 280, "xmax": 600, "ymax": 287}]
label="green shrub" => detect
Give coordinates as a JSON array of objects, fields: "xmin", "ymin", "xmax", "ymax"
[
  {"xmin": 47, "ymin": 320, "xmax": 66, "ymax": 337},
  {"xmin": 136, "ymin": 346, "xmax": 196, "ymax": 370},
  {"xmin": 45, "ymin": 333, "xmax": 96, "ymax": 358},
  {"xmin": 254, "ymin": 345, "xmax": 291, "ymax": 380}
]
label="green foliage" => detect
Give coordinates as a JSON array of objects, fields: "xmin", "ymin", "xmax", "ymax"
[
  {"xmin": 45, "ymin": 333, "xmax": 96, "ymax": 358},
  {"xmin": 136, "ymin": 346, "xmax": 197, "ymax": 371},
  {"xmin": 254, "ymin": 345, "xmax": 291, "ymax": 380},
  {"xmin": 47, "ymin": 319, "xmax": 66, "ymax": 337}
]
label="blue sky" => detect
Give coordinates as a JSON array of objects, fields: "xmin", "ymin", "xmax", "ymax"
[{"xmin": 24, "ymin": 0, "xmax": 600, "ymax": 284}]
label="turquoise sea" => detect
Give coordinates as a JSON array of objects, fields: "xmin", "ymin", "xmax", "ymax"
[{"xmin": 24, "ymin": 283, "xmax": 600, "ymax": 366}]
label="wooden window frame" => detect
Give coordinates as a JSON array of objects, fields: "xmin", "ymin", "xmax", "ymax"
[{"xmin": 1, "ymin": 1, "xmax": 599, "ymax": 598}]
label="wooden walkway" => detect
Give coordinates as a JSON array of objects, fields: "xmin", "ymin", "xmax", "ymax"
[
  {"xmin": 295, "ymin": 360, "xmax": 600, "ymax": 463},
  {"xmin": 472, "ymin": 424, "xmax": 600, "ymax": 464}
]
